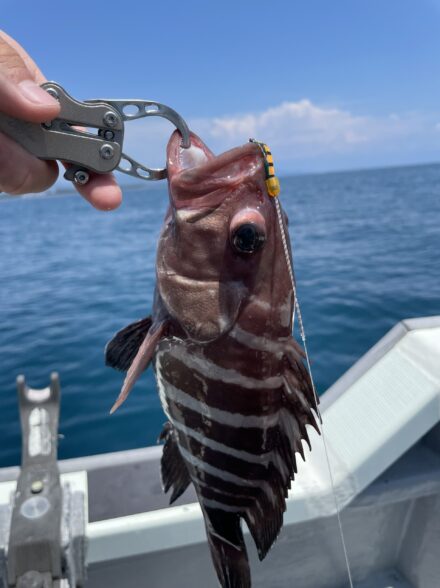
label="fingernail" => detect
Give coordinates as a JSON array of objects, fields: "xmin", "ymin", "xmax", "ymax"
[{"xmin": 18, "ymin": 79, "xmax": 59, "ymax": 106}]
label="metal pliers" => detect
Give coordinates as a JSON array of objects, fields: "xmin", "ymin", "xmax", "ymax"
[{"xmin": 0, "ymin": 82, "xmax": 191, "ymax": 185}]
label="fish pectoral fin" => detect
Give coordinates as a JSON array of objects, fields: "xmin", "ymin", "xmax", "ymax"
[
  {"xmin": 109, "ymin": 320, "xmax": 167, "ymax": 414},
  {"xmin": 105, "ymin": 316, "xmax": 153, "ymax": 372},
  {"xmin": 159, "ymin": 422, "xmax": 191, "ymax": 503}
]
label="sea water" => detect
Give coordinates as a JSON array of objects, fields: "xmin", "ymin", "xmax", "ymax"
[{"xmin": 1, "ymin": 163, "xmax": 439, "ymax": 466}]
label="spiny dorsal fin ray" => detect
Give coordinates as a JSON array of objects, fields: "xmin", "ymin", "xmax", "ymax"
[{"xmin": 284, "ymin": 338, "xmax": 320, "ymax": 415}]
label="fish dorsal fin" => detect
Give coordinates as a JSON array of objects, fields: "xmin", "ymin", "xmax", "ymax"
[
  {"xmin": 109, "ymin": 320, "xmax": 167, "ymax": 414},
  {"xmin": 242, "ymin": 337, "xmax": 320, "ymax": 562},
  {"xmin": 284, "ymin": 337, "xmax": 320, "ymax": 417},
  {"xmin": 105, "ymin": 316, "xmax": 153, "ymax": 372},
  {"xmin": 159, "ymin": 422, "xmax": 191, "ymax": 504}
]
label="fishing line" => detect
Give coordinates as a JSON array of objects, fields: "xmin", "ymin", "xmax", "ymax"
[
  {"xmin": 274, "ymin": 196, "xmax": 355, "ymax": 588},
  {"xmin": 249, "ymin": 137, "xmax": 354, "ymax": 586}
]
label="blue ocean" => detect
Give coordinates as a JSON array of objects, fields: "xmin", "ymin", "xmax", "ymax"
[{"xmin": 1, "ymin": 164, "xmax": 439, "ymax": 467}]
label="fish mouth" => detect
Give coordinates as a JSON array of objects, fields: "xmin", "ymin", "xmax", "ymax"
[{"xmin": 166, "ymin": 131, "xmax": 263, "ymax": 210}]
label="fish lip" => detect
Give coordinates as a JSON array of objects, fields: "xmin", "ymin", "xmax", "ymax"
[
  {"xmin": 166, "ymin": 131, "xmax": 263, "ymax": 210},
  {"xmin": 166, "ymin": 131, "xmax": 214, "ymax": 180}
]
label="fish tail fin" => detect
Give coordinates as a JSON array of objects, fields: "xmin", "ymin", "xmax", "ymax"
[
  {"xmin": 159, "ymin": 422, "xmax": 191, "ymax": 503},
  {"xmin": 203, "ymin": 508, "xmax": 251, "ymax": 588}
]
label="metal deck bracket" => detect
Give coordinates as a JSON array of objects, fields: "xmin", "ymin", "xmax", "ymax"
[{"xmin": 0, "ymin": 374, "xmax": 87, "ymax": 588}]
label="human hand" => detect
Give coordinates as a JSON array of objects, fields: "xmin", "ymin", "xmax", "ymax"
[{"xmin": 0, "ymin": 30, "xmax": 122, "ymax": 210}]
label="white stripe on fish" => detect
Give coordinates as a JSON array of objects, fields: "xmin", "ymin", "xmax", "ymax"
[
  {"xmin": 161, "ymin": 346, "xmax": 283, "ymax": 390},
  {"xmin": 159, "ymin": 377, "xmax": 279, "ymax": 428},
  {"xmin": 197, "ymin": 481, "xmax": 266, "ymax": 522},
  {"xmin": 179, "ymin": 445, "xmax": 277, "ymax": 506},
  {"xmin": 169, "ymin": 411, "xmax": 290, "ymax": 479},
  {"xmin": 247, "ymin": 296, "xmax": 271, "ymax": 311},
  {"xmin": 156, "ymin": 360, "xmax": 292, "ymax": 480},
  {"xmin": 229, "ymin": 325, "xmax": 287, "ymax": 356}
]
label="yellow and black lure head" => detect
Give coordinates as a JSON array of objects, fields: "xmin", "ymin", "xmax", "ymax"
[{"xmin": 249, "ymin": 139, "xmax": 281, "ymax": 197}]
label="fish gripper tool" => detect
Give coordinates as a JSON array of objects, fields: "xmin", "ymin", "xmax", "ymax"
[{"xmin": 0, "ymin": 81, "xmax": 191, "ymax": 185}]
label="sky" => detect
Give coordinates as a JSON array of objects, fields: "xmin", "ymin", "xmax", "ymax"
[{"xmin": 3, "ymin": 0, "xmax": 440, "ymax": 175}]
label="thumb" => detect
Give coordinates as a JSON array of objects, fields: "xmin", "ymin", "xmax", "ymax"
[{"xmin": 0, "ymin": 33, "xmax": 60, "ymax": 123}]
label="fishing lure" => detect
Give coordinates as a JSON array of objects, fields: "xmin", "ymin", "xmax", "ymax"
[{"xmin": 106, "ymin": 132, "xmax": 319, "ymax": 587}]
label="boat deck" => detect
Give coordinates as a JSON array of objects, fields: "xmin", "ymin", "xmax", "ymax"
[{"xmin": 1, "ymin": 316, "xmax": 440, "ymax": 587}]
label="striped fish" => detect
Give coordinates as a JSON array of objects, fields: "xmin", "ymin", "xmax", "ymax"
[{"xmin": 105, "ymin": 131, "xmax": 320, "ymax": 588}]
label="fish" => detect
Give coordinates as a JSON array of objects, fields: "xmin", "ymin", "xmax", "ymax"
[{"xmin": 105, "ymin": 131, "xmax": 320, "ymax": 588}]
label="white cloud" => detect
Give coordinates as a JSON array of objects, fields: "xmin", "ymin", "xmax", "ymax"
[
  {"xmin": 208, "ymin": 100, "xmax": 370, "ymax": 147},
  {"xmin": 121, "ymin": 99, "xmax": 440, "ymax": 175}
]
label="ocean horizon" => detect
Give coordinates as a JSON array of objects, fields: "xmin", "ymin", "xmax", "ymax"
[{"xmin": 1, "ymin": 161, "xmax": 439, "ymax": 467}]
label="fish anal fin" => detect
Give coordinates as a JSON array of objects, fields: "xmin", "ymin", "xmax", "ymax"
[
  {"xmin": 159, "ymin": 422, "xmax": 191, "ymax": 504},
  {"xmin": 105, "ymin": 316, "xmax": 153, "ymax": 372},
  {"xmin": 203, "ymin": 507, "xmax": 251, "ymax": 588}
]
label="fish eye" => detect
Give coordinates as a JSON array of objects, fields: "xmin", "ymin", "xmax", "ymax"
[{"xmin": 231, "ymin": 223, "xmax": 266, "ymax": 254}]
